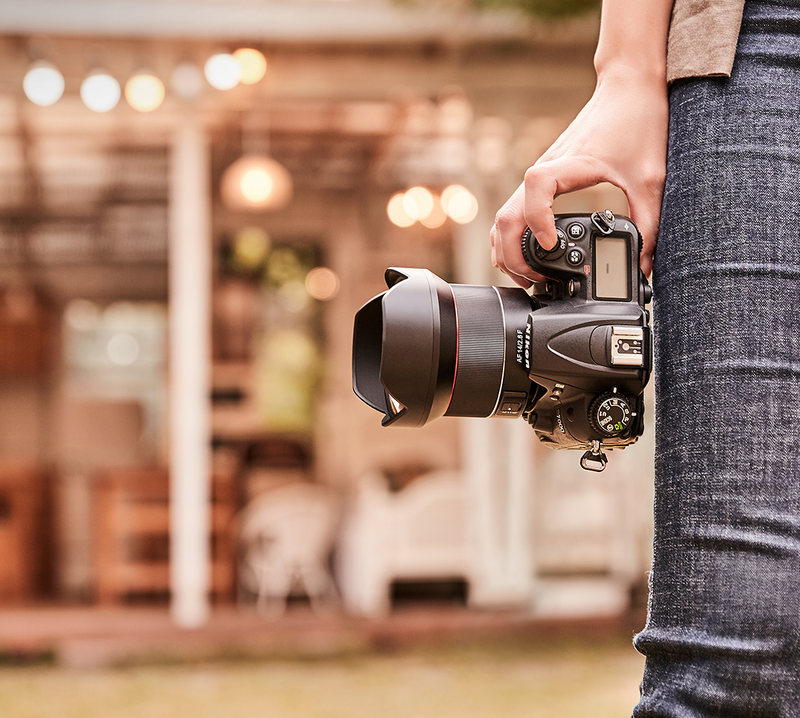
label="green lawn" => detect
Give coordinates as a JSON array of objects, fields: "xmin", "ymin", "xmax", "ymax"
[{"xmin": 0, "ymin": 637, "xmax": 644, "ymax": 718}]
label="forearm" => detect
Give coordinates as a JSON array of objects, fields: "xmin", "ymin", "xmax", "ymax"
[{"xmin": 594, "ymin": 0, "xmax": 674, "ymax": 82}]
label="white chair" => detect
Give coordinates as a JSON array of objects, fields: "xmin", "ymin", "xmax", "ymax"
[
  {"xmin": 337, "ymin": 470, "xmax": 471, "ymax": 616},
  {"xmin": 238, "ymin": 483, "xmax": 340, "ymax": 615}
]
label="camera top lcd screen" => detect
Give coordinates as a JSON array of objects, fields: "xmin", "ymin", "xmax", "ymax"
[{"xmin": 593, "ymin": 235, "xmax": 630, "ymax": 300}]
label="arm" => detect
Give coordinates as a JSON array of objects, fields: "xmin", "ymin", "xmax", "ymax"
[{"xmin": 491, "ymin": 0, "xmax": 674, "ymax": 284}]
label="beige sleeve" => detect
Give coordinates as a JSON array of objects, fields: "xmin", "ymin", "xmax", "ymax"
[{"xmin": 666, "ymin": 0, "xmax": 746, "ymax": 83}]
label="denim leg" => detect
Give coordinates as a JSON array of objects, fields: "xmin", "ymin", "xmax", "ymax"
[{"xmin": 633, "ymin": 2, "xmax": 800, "ymax": 716}]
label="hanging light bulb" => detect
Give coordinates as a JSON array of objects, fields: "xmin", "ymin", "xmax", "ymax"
[
  {"xmin": 171, "ymin": 62, "xmax": 204, "ymax": 99},
  {"xmin": 125, "ymin": 72, "xmax": 165, "ymax": 112},
  {"xmin": 305, "ymin": 267, "xmax": 340, "ymax": 301},
  {"xmin": 441, "ymin": 185, "xmax": 479, "ymax": 224},
  {"xmin": 421, "ymin": 196, "xmax": 447, "ymax": 229},
  {"xmin": 80, "ymin": 71, "xmax": 121, "ymax": 113},
  {"xmin": 387, "ymin": 192, "xmax": 415, "ymax": 228},
  {"xmin": 233, "ymin": 48, "xmax": 267, "ymax": 85},
  {"xmin": 204, "ymin": 53, "xmax": 242, "ymax": 90},
  {"xmin": 220, "ymin": 155, "xmax": 293, "ymax": 212},
  {"xmin": 23, "ymin": 61, "xmax": 65, "ymax": 107},
  {"xmin": 402, "ymin": 186, "xmax": 435, "ymax": 222}
]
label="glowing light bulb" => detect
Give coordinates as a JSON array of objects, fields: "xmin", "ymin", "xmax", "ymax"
[
  {"xmin": 421, "ymin": 197, "xmax": 447, "ymax": 228},
  {"xmin": 23, "ymin": 62, "xmax": 65, "ymax": 107},
  {"xmin": 233, "ymin": 48, "xmax": 267, "ymax": 85},
  {"xmin": 403, "ymin": 186, "xmax": 434, "ymax": 221},
  {"xmin": 80, "ymin": 72, "xmax": 121, "ymax": 113},
  {"xmin": 220, "ymin": 155, "xmax": 293, "ymax": 211},
  {"xmin": 441, "ymin": 185, "xmax": 478, "ymax": 224},
  {"xmin": 240, "ymin": 168, "xmax": 274, "ymax": 203},
  {"xmin": 204, "ymin": 53, "xmax": 242, "ymax": 90},
  {"xmin": 171, "ymin": 62, "xmax": 203, "ymax": 98},
  {"xmin": 305, "ymin": 267, "xmax": 340, "ymax": 301},
  {"xmin": 124, "ymin": 73, "xmax": 165, "ymax": 112},
  {"xmin": 387, "ymin": 192, "xmax": 415, "ymax": 228},
  {"xmin": 107, "ymin": 332, "xmax": 140, "ymax": 366}
]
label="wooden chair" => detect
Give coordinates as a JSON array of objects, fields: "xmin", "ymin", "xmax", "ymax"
[{"xmin": 93, "ymin": 467, "xmax": 236, "ymax": 604}]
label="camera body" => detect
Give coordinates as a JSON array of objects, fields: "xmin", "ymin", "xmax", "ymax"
[
  {"xmin": 517, "ymin": 210, "xmax": 652, "ymax": 469},
  {"xmin": 352, "ymin": 210, "xmax": 652, "ymax": 471}
]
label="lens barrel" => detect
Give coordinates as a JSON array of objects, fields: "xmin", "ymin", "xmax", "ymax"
[{"xmin": 352, "ymin": 268, "xmax": 534, "ymax": 427}]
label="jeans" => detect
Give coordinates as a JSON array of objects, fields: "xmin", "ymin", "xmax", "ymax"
[{"xmin": 633, "ymin": 1, "xmax": 800, "ymax": 715}]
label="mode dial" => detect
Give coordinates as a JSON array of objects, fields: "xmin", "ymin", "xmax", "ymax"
[
  {"xmin": 521, "ymin": 227, "xmax": 567, "ymax": 267},
  {"xmin": 589, "ymin": 391, "xmax": 633, "ymax": 437}
]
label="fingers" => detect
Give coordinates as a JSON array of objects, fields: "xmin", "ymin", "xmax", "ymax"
[
  {"xmin": 491, "ymin": 184, "xmax": 533, "ymax": 288},
  {"xmin": 626, "ymin": 181, "xmax": 664, "ymax": 279},
  {"xmin": 524, "ymin": 156, "xmax": 610, "ymax": 245},
  {"xmin": 492, "ymin": 157, "xmax": 607, "ymax": 287}
]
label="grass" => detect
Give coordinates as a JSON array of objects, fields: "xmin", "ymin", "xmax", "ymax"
[{"xmin": 0, "ymin": 635, "xmax": 644, "ymax": 718}]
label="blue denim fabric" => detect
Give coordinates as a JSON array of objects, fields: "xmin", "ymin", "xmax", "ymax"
[{"xmin": 634, "ymin": 1, "xmax": 800, "ymax": 715}]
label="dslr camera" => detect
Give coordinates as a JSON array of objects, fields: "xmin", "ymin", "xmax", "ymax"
[{"xmin": 352, "ymin": 210, "xmax": 652, "ymax": 471}]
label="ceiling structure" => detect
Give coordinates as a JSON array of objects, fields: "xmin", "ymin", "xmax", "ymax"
[
  {"xmin": 0, "ymin": 0, "xmax": 597, "ymax": 44},
  {"xmin": 0, "ymin": 3, "xmax": 598, "ymax": 300}
]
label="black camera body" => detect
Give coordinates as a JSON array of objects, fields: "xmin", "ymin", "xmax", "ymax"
[{"xmin": 352, "ymin": 210, "xmax": 652, "ymax": 471}]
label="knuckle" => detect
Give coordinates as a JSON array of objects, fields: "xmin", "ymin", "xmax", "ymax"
[{"xmin": 493, "ymin": 208, "xmax": 511, "ymax": 232}]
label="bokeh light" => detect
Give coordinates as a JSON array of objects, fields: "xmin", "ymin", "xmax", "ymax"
[
  {"xmin": 23, "ymin": 62, "xmax": 65, "ymax": 107},
  {"xmin": 124, "ymin": 73, "xmax": 165, "ymax": 112},
  {"xmin": 171, "ymin": 62, "xmax": 204, "ymax": 98},
  {"xmin": 204, "ymin": 53, "xmax": 242, "ymax": 90},
  {"xmin": 232, "ymin": 227, "xmax": 271, "ymax": 270},
  {"xmin": 420, "ymin": 196, "xmax": 447, "ymax": 229},
  {"xmin": 305, "ymin": 267, "xmax": 340, "ymax": 301},
  {"xmin": 80, "ymin": 72, "xmax": 121, "ymax": 113},
  {"xmin": 233, "ymin": 48, "xmax": 268, "ymax": 85},
  {"xmin": 387, "ymin": 192, "xmax": 415, "ymax": 227},
  {"xmin": 64, "ymin": 299, "xmax": 101, "ymax": 331},
  {"xmin": 240, "ymin": 168, "xmax": 273, "ymax": 203},
  {"xmin": 107, "ymin": 332, "xmax": 140, "ymax": 366},
  {"xmin": 221, "ymin": 155, "xmax": 293, "ymax": 211},
  {"xmin": 403, "ymin": 186, "xmax": 434, "ymax": 221},
  {"xmin": 441, "ymin": 185, "xmax": 479, "ymax": 224}
]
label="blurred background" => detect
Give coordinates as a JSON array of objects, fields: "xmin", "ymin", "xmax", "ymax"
[{"xmin": 0, "ymin": 0, "xmax": 653, "ymax": 713}]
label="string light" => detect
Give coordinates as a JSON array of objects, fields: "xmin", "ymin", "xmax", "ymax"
[
  {"xmin": 402, "ymin": 186, "xmax": 434, "ymax": 222},
  {"xmin": 441, "ymin": 185, "xmax": 479, "ymax": 224},
  {"xmin": 80, "ymin": 71, "xmax": 121, "ymax": 113},
  {"xmin": 23, "ymin": 61, "xmax": 65, "ymax": 106},
  {"xmin": 387, "ymin": 192, "xmax": 415, "ymax": 228},
  {"xmin": 420, "ymin": 197, "xmax": 447, "ymax": 228},
  {"xmin": 171, "ymin": 62, "xmax": 204, "ymax": 99},
  {"xmin": 233, "ymin": 48, "xmax": 267, "ymax": 85},
  {"xmin": 387, "ymin": 186, "xmax": 478, "ymax": 228},
  {"xmin": 204, "ymin": 53, "xmax": 242, "ymax": 90},
  {"xmin": 124, "ymin": 72, "xmax": 165, "ymax": 112}
]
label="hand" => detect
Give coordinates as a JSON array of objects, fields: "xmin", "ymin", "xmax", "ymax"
[{"xmin": 490, "ymin": 71, "xmax": 668, "ymax": 286}]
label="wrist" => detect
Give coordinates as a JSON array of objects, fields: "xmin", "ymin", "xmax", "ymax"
[{"xmin": 594, "ymin": 50, "xmax": 667, "ymax": 86}]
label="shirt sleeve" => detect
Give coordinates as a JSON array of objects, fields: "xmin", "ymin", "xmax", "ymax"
[{"xmin": 666, "ymin": 0, "xmax": 746, "ymax": 83}]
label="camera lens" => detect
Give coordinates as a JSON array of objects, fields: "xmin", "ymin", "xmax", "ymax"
[{"xmin": 352, "ymin": 268, "xmax": 535, "ymax": 427}]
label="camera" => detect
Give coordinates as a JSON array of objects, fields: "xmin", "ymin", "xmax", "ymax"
[{"xmin": 352, "ymin": 210, "xmax": 652, "ymax": 472}]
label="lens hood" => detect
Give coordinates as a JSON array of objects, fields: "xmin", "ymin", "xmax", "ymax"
[{"xmin": 352, "ymin": 268, "xmax": 456, "ymax": 427}]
